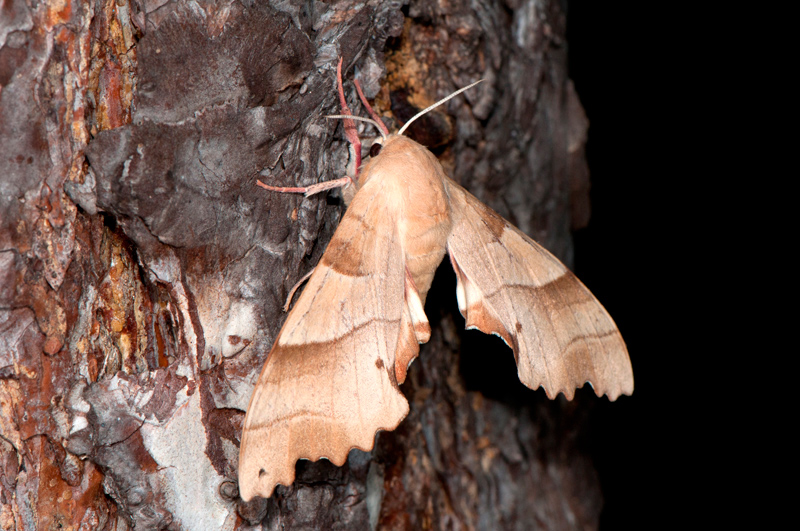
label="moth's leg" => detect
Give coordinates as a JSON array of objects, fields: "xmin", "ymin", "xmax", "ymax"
[
  {"xmin": 282, "ymin": 268, "xmax": 315, "ymax": 312},
  {"xmin": 336, "ymin": 58, "xmax": 362, "ymax": 174},
  {"xmin": 256, "ymin": 177, "xmax": 354, "ymax": 197},
  {"xmin": 354, "ymin": 79, "xmax": 389, "ymax": 137}
]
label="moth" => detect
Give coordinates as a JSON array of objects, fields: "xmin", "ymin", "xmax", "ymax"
[{"xmin": 238, "ymin": 59, "xmax": 633, "ymax": 501}]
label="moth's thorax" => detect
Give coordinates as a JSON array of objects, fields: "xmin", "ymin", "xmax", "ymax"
[{"xmin": 360, "ymin": 135, "xmax": 452, "ymax": 301}]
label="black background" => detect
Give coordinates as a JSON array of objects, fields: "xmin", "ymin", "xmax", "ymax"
[{"xmin": 567, "ymin": 2, "xmax": 689, "ymax": 528}]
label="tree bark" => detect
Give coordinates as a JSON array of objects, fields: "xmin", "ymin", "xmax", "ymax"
[{"xmin": 1, "ymin": 0, "xmax": 600, "ymax": 529}]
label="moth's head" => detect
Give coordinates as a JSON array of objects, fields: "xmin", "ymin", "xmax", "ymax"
[
  {"xmin": 358, "ymin": 134, "xmax": 419, "ymax": 180},
  {"xmin": 326, "ymin": 70, "xmax": 482, "ymax": 192},
  {"xmin": 360, "ymin": 134, "xmax": 421, "ymax": 166}
]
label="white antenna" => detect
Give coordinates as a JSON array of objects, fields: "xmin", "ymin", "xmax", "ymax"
[
  {"xmin": 325, "ymin": 115, "xmax": 388, "ymax": 141},
  {"xmin": 397, "ymin": 79, "xmax": 484, "ymax": 137}
]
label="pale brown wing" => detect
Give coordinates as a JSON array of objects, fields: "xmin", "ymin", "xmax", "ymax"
[
  {"xmin": 445, "ymin": 180, "xmax": 633, "ymax": 401},
  {"xmin": 238, "ymin": 177, "xmax": 429, "ymax": 501}
]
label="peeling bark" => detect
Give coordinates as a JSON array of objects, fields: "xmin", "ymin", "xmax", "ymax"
[{"xmin": 1, "ymin": 0, "xmax": 600, "ymax": 529}]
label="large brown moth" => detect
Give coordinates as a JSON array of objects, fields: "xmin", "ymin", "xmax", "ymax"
[{"xmin": 238, "ymin": 59, "xmax": 633, "ymax": 501}]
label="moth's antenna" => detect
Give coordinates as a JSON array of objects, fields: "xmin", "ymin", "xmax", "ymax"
[
  {"xmin": 397, "ymin": 79, "xmax": 484, "ymax": 137},
  {"xmin": 325, "ymin": 115, "xmax": 388, "ymax": 141}
]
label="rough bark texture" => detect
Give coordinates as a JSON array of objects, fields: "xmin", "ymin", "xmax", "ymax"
[{"xmin": 1, "ymin": 0, "xmax": 601, "ymax": 529}]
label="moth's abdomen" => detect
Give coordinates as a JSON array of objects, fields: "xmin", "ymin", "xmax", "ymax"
[{"xmin": 366, "ymin": 136, "xmax": 453, "ymax": 303}]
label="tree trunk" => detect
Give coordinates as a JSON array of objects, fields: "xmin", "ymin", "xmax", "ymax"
[{"xmin": 1, "ymin": 0, "xmax": 602, "ymax": 529}]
